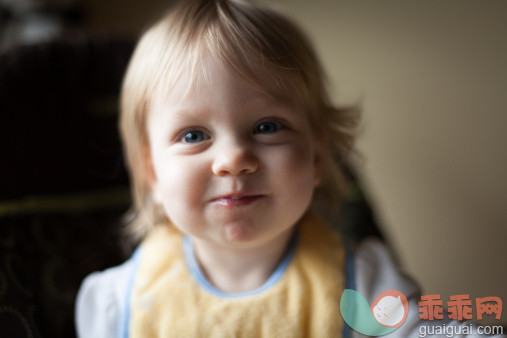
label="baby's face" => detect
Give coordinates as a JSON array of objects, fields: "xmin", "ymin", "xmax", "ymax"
[{"xmin": 146, "ymin": 58, "xmax": 321, "ymax": 249}]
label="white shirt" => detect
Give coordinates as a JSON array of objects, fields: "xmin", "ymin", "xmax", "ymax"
[{"xmin": 75, "ymin": 238, "xmax": 504, "ymax": 338}]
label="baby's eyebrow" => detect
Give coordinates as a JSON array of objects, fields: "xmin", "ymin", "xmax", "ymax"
[
  {"xmin": 168, "ymin": 106, "xmax": 208, "ymax": 119},
  {"xmin": 161, "ymin": 94, "xmax": 297, "ymax": 124},
  {"xmin": 248, "ymin": 92, "xmax": 286, "ymax": 105},
  {"xmin": 245, "ymin": 94, "xmax": 297, "ymax": 113}
]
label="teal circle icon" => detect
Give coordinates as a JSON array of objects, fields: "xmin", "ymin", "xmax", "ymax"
[{"xmin": 340, "ymin": 289, "xmax": 408, "ymax": 336}]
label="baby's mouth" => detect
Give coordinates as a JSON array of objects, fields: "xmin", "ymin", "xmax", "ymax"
[{"xmin": 212, "ymin": 194, "xmax": 264, "ymax": 207}]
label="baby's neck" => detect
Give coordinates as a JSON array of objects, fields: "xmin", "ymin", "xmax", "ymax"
[{"xmin": 191, "ymin": 228, "xmax": 294, "ymax": 294}]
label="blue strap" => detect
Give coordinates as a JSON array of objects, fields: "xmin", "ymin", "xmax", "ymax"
[
  {"xmin": 119, "ymin": 247, "xmax": 142, "ymax": 338},
  {"xmin": 342, "ymin": 246, "xmax": 356, "ymax": 338},
  {"xmin": 345, "ymin": 246, "xmax": 356, "ymax": 290}
]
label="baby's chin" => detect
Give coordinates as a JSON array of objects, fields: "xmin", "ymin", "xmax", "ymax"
[
  {"xmin": 223, "ymin": 221, "xmax": 256, "ymax": 242},
  {"xmin": 219, "ymin": 221, "xmax": 294, "ymax": 251}
]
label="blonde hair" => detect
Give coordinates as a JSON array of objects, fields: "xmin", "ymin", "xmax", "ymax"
[{"xmin": 119, "ymin": 0, "xmax": 359, "ymax": 240}]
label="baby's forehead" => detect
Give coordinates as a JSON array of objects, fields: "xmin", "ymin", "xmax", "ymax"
[
  {"xmin": 150, "ymin": 60, "xmax": 297, "ymax": 113},
  {"xmin": 149, "ymin": 85, "xmax": 296, "ymax": 123}
]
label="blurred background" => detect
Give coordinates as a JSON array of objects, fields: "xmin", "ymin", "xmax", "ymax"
[
  {"xmin": 273, "ymin": 0, "xmax": 507, "ymax": 328},
  {"xmin": 1, "ymin": 0, "xmax": 505, "ymax": 331}
]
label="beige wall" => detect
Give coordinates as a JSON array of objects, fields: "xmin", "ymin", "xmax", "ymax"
[
  {"xmin": 271, "ymin": 0, "xmax": 506, "ymax": 326},
  {"xmin": 81, "ymin": 0, "xmax": 507, "ymax": 325}
]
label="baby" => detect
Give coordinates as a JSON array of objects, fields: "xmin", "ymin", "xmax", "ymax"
[{"xmin": 76, "ymin": 1, "xmax": 502, "ymax": 337}]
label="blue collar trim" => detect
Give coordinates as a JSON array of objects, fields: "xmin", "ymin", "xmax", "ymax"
[{"xmin": 183, "ymin": 230, "xmax": 298, "ymax": 299}]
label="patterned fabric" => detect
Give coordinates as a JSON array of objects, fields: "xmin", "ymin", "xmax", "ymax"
[
  {"xmin": 0, "ymin": 211, "xmax": 132, "ymax": 337},
  {"xmin": 0, "ymin": 36, "xmax": 136, "ymax": 338}
]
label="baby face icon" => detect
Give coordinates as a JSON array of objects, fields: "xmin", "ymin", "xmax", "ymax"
[{"xmin": 371, "ymin": 290, "xmax": 409, "ymax": 327}]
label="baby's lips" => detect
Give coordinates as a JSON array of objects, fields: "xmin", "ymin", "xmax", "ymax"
[{"xmin": 213, "ymin": 194, "xmax": 265, "ymax": 207}]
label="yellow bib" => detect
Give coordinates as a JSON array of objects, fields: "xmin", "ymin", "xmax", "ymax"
[{"xmin": 129, "ymin": 214, "xmax": 345, "ymax": 337}]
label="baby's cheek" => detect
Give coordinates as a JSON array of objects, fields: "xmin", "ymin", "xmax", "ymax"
[
  {"xmin": 174, "ymin": 165, "xmax": 204, "ymax": 199},
  {"xmin": 284, "ymin": 146, "xmax": 315, "ymax": 183},
  {"xmin": 272, "ymin": 145, "xmax": 316, "ymax": 203},
  {"xmin": 156, "ymin": 162, "xmax": 204, "ymax": 214}
]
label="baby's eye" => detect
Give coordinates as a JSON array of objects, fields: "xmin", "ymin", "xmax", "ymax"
[
  {"xmin": 254, "ymin": 121, "xmax": 282, "ymax": 134},
  {"xmin": 180, "ymin": 130, "xmax": 209, "ymax": 143}
]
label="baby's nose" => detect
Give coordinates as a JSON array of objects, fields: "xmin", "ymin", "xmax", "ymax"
[{"xmin": 211, "ymin": 141, "xmax": 258, "ymax": 176}]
